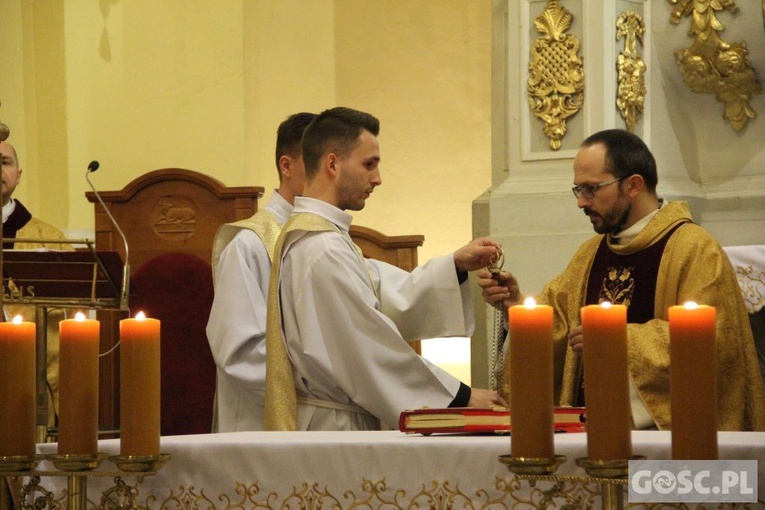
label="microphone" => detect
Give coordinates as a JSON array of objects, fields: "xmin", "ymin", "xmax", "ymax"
[{"xmin": 85, "ymin": 161, "xmax": 130, "ymax": 311}]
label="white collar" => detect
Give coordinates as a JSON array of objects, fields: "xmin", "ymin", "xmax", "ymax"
[
  {"xmin": 612, "ymin": 199, "xmax": 665, "ymax": 245},
  {"xmin": 2, "ymin": 199, "xmax": 16, "ymax": 224}
]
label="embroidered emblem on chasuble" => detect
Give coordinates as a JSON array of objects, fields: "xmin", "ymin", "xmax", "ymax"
[{"xmin": 585, "ymin": 222, "xmax": 688, "ymax": 324}]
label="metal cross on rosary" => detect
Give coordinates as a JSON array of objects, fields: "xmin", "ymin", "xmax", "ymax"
[{"xmin": 487, "ymin": 247, "xmax": 505, "ymax": 281}]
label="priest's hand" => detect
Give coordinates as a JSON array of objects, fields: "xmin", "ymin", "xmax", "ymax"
[
  {"xmin": 568, "ymin": 325, "xmax": 583, "ymax": 353},
  {"xmin": 476, "ymin": 268, "xmax": 522, "ymax": 309},
  {"xmin": 453, "ymin": 238, "xmax": 503, "ymax": 273},
  {"xmin": 467, "ymin": 388, "xmax": 508, "ymax": 408}
]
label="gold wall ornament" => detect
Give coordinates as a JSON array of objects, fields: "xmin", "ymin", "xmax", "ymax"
[
  {"xmin": 527, "ymin": 0, "xmax": 585, "ymax": 150},
  {"xmin": 615, "ymin": 11, "xmax": 647, "ymax": 132},
  {"xmin": 668, "ymin": 0, "xmax": 763, "ymax": 132}
]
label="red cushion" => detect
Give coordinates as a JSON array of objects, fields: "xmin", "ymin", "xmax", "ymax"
[{"xmin": 131, "ymin": 252, "xmax": 215, "ymax": 436}]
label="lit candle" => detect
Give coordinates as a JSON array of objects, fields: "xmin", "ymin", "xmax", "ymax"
[
  {"xmin": 508, "ymin": 297, "xmax": 554, "ymax": 459},
  {"xmin": 669, "ymin": 302, "xmax": 718, "ymax": 460},
  {"xmin": 0, "ymin": 316, "xmax": 36, "ymax": 457},
  {"xmin": 581, "ymin": 302, "xmax": 632, "ymax": 461},
  {"xmin": 120, "ymin": 312, "xmax": 161, "ymax": 457},
  {"xmin": 58, "ymin": 312, "xmax": 100, "ymax": 455}
]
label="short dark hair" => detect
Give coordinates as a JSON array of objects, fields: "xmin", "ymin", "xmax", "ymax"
[
  {"xmin": 581, "ymin": 129, "xmax": 658, "ymax": 193},
  {"xmin": 275, "ymin": 112, "xmax": 317, "ymax": 180},
  {"xmin": 302, "ymin": 107, "xmax": 380, "ymax": 178}
]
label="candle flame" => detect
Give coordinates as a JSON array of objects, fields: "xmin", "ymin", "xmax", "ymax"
[
  {"xmin": 135, "ymin": 311, "xmax": 147, "ymax": 321},
  {"xmin": 11, "ymin": 315, "xmax": 23, "ymax": 324},
  {"xmin": 74, "ymin": 312, "xmax": 87, "ymax": 321},
  {"xmin": 683, "ymin": 301, "xmax": 699, "ymax": 310},
  {"xmin": 523, "ymin": 297, "xmax": 536, "ymax": 308},
  {"xmin": 601, "ymin": 301, "xmax": 612, "ymax": 309}
]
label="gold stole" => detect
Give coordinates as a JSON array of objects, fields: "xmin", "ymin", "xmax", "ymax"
[
  {"xmin": 263, "ymin": 213, "xmax": 376, "ymax": 430},
  {"xmin": 210, "ymin": 210, "xmax": 282, "ymax": 279},
  {"xmin": 263, "ymin": 213, "xmax": 340, "ymax": 430}
]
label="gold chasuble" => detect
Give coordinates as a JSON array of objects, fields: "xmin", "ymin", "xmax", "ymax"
[
  {"xmin": 264, "ymin": 213, "xmax": 340, "ymax": 430},
  {"xmin": 534, "ymin": 201, "xmax": 765, "ymax": 431},
  {"xmin": 5, "ymin": 215, "xmax": 74, "ymax": 424},
  {"xmin": 210, "ymin": 210, "xmax": 282, "ymax": 277}
]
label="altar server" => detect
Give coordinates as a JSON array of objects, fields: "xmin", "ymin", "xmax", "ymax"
[
  {"xmin": 264, "ymin": 107, "xmax": 505, "ymax": 431},
  {"xmin": 207, "ymin": 112, "xmax": 316, "ymax": 432}
]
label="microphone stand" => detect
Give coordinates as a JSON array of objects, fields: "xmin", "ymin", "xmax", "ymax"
[{"xmin": 85, "ymin": 165, "xmax": 131, "ymax": 311}]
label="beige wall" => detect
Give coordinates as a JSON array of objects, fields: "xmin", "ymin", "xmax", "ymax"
[{"xmin": 1, "ymin": 0, "xmax": 492, "ymax": 265}]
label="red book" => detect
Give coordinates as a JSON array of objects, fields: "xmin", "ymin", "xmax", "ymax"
[{"xmin": 399, "ymin": 406, "xmax": 586, "ymax": 435}]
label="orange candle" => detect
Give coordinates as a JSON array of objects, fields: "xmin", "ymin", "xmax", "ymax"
[
  {"xmin": 0, "ymin": 316, "xmax": 36, "ymax": 457},
  {"xmin": 58, "ymin": 312, "xmax": 100, "ymax": 455},
  {"xmin": 669, "ymin": 302, "xmax": 718, "ymax": 460},
  {"xmin": 120, "ymin": 312, "xmax": 160, "ymax": 457},
  {"xmin": 581, "ymin": 302, "xmax": 632, "ymax": 461},
  {"xmin": 508, "ymin": 298, "xmax": 554, "ymax": 459}
]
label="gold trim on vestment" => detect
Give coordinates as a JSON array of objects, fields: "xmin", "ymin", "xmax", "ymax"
[
  {"xmin": 263, "ymin": 213, "xmax": 374, "ymax": 430},
  {"xmin": 210, "ymin": 210, "xmax": 282, "ymax": 280}
]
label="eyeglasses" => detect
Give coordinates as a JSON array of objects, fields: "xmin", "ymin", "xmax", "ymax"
[{"xmin": 571, "ymin": 176, "xmax": 623, "ymax": 199}]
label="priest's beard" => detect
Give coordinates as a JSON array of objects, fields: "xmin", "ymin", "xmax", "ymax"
[{"xmin": 587, "ymin": 201, "xmax": 632, "ymax": 235}]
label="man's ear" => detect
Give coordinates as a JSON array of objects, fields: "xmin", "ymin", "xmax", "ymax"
[
  {"xmin": 326, "ymin": 153, "xmax": 338, "ymax": 175},
  {"xmin": 626, "ymin": 174, "xmax": 644, "ymax": 197},
  {"xmin": 278, "ymin": 155, "xmax": 292, "ymax": 179}
]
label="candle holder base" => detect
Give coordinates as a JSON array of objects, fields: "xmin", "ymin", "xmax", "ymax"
[
  {"xmin": 575, "ymin": 455, "xmax": 646, "ymax": 479},
  {"xmin": 0, "ymin": 454, "xmax": 44, "ymax": 472},
  {"xmin": 108, "ymin": 453, "xmax": 171, "ymax": 472},
  {"xmin": 46, "ymin": 452, "xmax": 108, "ymax": 472},
  {"xmin": 498, "ymin": 454, "xmax": 567, "ymax": 475}
]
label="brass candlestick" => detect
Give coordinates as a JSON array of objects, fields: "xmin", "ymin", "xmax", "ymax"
[
  {"xmin": 498, "ymin": 454, "xmax": 567, "ymax": 475},
  {"xmin": 575, "ymin": 456, "xmax": 646, "ymax": 510},
  {"xmin": 109, "ymin": 453, "xmax": 171, "ymax": 472},
  {"xmin": 46, "ymin": 453, "xmax": 108, "ymax": 472},
  {"xmin": 0, "ymin": 455, "xmax": 44, "ymax": 472}
]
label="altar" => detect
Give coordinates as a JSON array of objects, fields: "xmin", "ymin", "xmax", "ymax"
[{"xmin": 27, "ymin": 430, "xmax": 765, "ymax": 509}]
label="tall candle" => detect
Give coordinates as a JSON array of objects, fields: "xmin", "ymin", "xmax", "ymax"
[
  {"xmin": 120, "ymin": 312, "xmax": 161, "ymax": 457},
  {"xmin": 0, "ymin": 316, "xmax": 36, "ymax": 457},
  {"xmin": 508, "ymin": 297, "xmax": 554, "ymax": 459},
  {"xmin": 669, "ymin": 302, "xmax": 718, "ymax": 460},
  {"xmin": 58, "ymin": 312, "xmax": 100, "ymax": 455},
  {"xmin": 581, "ymin": 302, "xmax": 632, "ymax": 461}
]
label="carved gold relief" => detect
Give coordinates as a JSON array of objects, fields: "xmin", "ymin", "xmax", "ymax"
[
  {"xmin": 668, "ymin": 0, "xmax": 762, "ymax": 132},
  {"xmin": 616, "ymin": 12, "xmax": 647, "ymax": 132},
  {"xmin": 527, "ymin": 0, "xmax": 584, "ymax": 151}
]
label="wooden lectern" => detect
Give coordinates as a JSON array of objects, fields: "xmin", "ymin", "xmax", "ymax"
[{"xmin": 0, "ymin": 240, "xmax": 128, "ymax": 442}]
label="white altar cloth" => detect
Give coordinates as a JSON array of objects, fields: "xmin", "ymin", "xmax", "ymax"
[{"xmin": 32, "ymin": 430, "xmax": 765, "ymax": 509}]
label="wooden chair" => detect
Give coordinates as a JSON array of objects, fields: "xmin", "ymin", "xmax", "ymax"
[
  {"xmin": 87, "ymin": 169, "xmax": 263, "ymax": 435},
  {"xmin": 87, "ymin": 168, "xmax": 424, "ymax": 435}
]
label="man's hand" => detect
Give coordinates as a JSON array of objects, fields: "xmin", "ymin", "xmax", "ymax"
[
  {"xmin": 476, "ymin": 268, "xmax": 523, "ymax": 309},
  {"xmin": 568, "ymin": 325, "xmax": 583, "ymax": 353},
  {"xmin": 454, "ymin": 238, "xmax": 502, "ymax": 273},
  {"xmin": 467, "ymin": 388, "xmax": 507, "ymax": 408}
]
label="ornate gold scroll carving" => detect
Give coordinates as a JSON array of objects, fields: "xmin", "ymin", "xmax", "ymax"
[
  {"xmin": 616, "ymin": 12, "xmax": 647, "ymax": 132},
  {"xmin": 668, "ymin": 0, "xmax": 762, "ymax": 132},
  {"xmin": 527, "ymin": 0, "xmax": 584, "ymax": 151}
]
